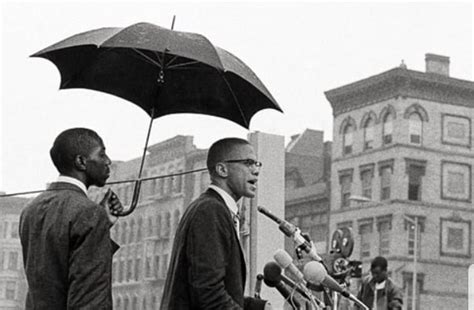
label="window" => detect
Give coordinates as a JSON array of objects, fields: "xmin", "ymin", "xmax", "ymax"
[
  {"xmin": 408, "ymin": 113, "xmax": 422, "ymax": 144},
  {"xmin": 119, "ymin": 260, "xmax": 124, "ymax": 282},
  {"xmin": 360, "ymin": 169, "xmax": 373, "ymax": 199},
  {"xmin": 132, "ymin": 296, "xmax": 138, "ymax": 310},
  {"xmin": 148, "ymin": 217, "xmax": 154, "ymax": 237},
  {"xmin": 200, "ymin": 171, "xmax": 210, "ymax": 193},
  {"xmin": 0, "ymin": 250, "xmax": 4, "ymax": 270},
  {"xmin": 121, "ymin": 222, "xmax": 128, "ymax": 244},
  {"xmin": 403, "ymin": 272, "xmax": 424, "ymax": 310},
  {"xmin": 440, "ymin": 218, "xmax": 471, "ymax": 257},
  {"xmin": 10, "ymin": 222, "xmax": 19, "ymax": 238},
  {"xmin": 363, "ymin": 117, "xmax": 375, "ymax": 150},
  {"xmin": 405, "ymin": 160, "xmax": 426, "ymax": 201},
  {"xmin": 156, "ymin": 215, "xmax": 162, "ymax": 238},
  {"xmin": 173, "ymin": 210, "xmax": 181, "ymax": 233},
  {"xmin": 8, "ymin": 251, "xmax": 18, "ymax": 270},
  {"xmin": 130, "ymin": 220, "xmax": 135, "ymax": 243},
  {"xmin": 343, "ymin": 123, "xmax": 355, "ymax": 155},
  {"xmin": 442, "ymin": 162, "xmax": 471, "ymax": 201},
  {"xmin": 162, "ymin": 254, "xmax": 169, "ymax": 278},
  {"xmin": 380, "ymin": 166, "xmax": 392, "ymax": 200},
  {"xmin": 442, "ymin": 114, "xmax": 471, "ymax": 147},
  {"xmin": 137, "ymin": 217, "xmax": 143, "ymax": 241},
  {"xmin": 154, "ymin": 255, "xmax": 161, "ymax": 278},
  {"xmin": 146, "ymin": 256, "xmax": 152, "ymax": 278},
  {"xmin": 359, "ymin": 221, "xmax": 373, "ymax": 259},
  {"xmin": 6, "ymin": 281, "xmax": 16, "ymax": 300},
  {"xmin": 174, "ymin": 171, "xmax": 183, "ymax": 193},
  {"xmin": 383, "ymin": 113, "xmax": 394, "ymax": 145},
  {"xmin": 127, "ymin": 258, "xmax": 133, "ymax": 281},
  {"xmin": 164, "ymin": 213, "xmax": 171, "ymax": 237},
  {"xmin": 340, "ymin": 175, "xmax": 351, "ymax": 208},
  {"xmin": 3, "ymin": 222, "xmax": 9, "ymax": 239},
  {"xmin": 112, "ymin": 261, "xmax": 117, "ymax": 283},
  {"xmin": 135, "ymin": 257, "xmax": 141, "ymax": 281},
  {"xmin": 116, "ymin": 298, "xmax": 121, "ymax": 309},
  {"xmin": 377, "ymin": 216, "xmax": 392, "ymax": 256},
  {"xmin": 124, "ymin": 297, "xmax": 129, "ymax": 310}
]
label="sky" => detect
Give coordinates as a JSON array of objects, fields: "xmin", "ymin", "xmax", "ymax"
[{"xmin": 1, "ymin": 1, "xmax": 473, "ymax": 195}]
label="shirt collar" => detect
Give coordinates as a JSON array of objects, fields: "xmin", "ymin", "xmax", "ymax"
[
  {"xmin": 56, "ymin": 175, "xmax": 88, "ymax": 196},
  {"xmin": 208, "ymin": 184, "xmax": 239, "ymax": 216}
]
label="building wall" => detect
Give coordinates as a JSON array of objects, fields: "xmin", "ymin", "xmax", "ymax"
[
  {"xmin": 0, "ymin": 200, "xmax": 29, "ymax": 310},
  {"xmin": 329, "ymin": 68, "xmax": 473, "ymax": 309}
]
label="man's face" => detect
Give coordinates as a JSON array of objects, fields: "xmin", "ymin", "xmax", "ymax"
[
  {"xmin": 370, "ymin": 266, "xmax": 387, "ymax": 283},
  {"xmin": 84, "ymin": 139, "xmax": 111, "ymax": 188},
  {"xmin": 223, "ymin": 144, "xmax": 260, "ymax": 200}
]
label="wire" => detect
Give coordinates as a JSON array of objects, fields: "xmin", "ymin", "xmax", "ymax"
[{"xmin": 0, "ymin": 167, "xmax": 208, "ymax": 198}]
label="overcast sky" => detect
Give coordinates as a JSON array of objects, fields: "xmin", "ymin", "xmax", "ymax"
[{"xmin": 1, "ymin": 1, "xmax": 473, "ymax": 194}]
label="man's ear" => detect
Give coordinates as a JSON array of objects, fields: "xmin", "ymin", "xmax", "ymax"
[
  {"xmin": 74, "ymin": 154, "xmax": 87, "ymax": 171},
  {"xmin": 215, "ymin": 163, "xmax": 228, "ymax": 178}
]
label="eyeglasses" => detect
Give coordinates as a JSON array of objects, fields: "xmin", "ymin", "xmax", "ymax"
[{"xmin": 223, "ymin": 159, "xmax": 263, "ymax": 168}]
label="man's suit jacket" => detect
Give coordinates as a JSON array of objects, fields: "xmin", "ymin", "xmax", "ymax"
[
  {"xmin": 19, "ymin": 182, "xmax": 119, "ymax": 310},
  {"xmin": 160, "ymin": 188, "xmax": 249, "ymax": 309}
]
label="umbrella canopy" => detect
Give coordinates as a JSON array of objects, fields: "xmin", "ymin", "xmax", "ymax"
[{"xmin": 31, "ymin": 22, "xmax": 282, "ymax": 128}]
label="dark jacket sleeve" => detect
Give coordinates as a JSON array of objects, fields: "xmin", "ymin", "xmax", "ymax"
[
  {"xmin": 186, "ymin": 201, "xmax": 243, "ymax": 309},
  {"xmin": 388, "ymin": 280, "xmax": 403, "ymax": 310},
  {"xmin": 67, "ymin": 204, "xmax": 114, "ymax": 308}
]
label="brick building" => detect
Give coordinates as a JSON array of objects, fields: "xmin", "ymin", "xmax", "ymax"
[
  {"xmin": 325, "ymin": 54, "xmax": 473, "ymax": 309},
  {"xmin": 0, "ymin": 196, "xmax": 29, "ymax": 310}
]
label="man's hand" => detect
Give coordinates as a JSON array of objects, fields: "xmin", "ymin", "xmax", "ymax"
[{"xmin": 100, "ymin": 189, "xmax": 123, "ymax": 226}]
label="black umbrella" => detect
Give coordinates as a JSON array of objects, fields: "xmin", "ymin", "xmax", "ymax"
[{"xmin": 32, "ymin": 21, "xmax": 282, "ymax": 216}]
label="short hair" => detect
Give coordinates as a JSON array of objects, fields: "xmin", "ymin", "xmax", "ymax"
[
  {"xmin": 206, "ymin": 138, "xmax": 250, "ymax": 175},
  {"xmin": 371, "ymin": 256, "xmax": 388, "ymax": 271},
  {"xmin": 50, "ymin": 128, "xmax": 103, "ymax": 174}
]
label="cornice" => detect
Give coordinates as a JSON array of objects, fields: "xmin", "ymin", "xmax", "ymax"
[{"xmin": 325, "ymin": 68, "xmax": 474, "ymax": 116}]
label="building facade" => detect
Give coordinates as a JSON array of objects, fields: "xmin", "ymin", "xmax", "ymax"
[
  {"xmin": 0, "ymin": 197, "xmax": 29, "ymax": 310},
  {"xmin": 325, "ymin": 54, "xmax": 473, "ymax": 309},
  {"xmin": 284, "ymin": 129, "xmax": 332, "ymax": 255}
]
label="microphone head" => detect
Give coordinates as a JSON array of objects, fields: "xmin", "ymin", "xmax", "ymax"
[
  {"xmin": 263, "ymin": 261, "xmax": 282, "ymax": 284},
  {"xmin": 273, "ymin": 249, "xmax": 293, "ymax": 268},
  {"xmin": 303, "ymin": 261, "xmax": 328, "ymax": 285}
]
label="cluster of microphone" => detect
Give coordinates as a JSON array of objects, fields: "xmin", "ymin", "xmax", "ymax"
[{"xmin": 257, "ymin": 206, "xmax": 369, "ymax": 310}]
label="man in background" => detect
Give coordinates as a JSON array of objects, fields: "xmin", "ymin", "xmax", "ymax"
[
  {"xmin": 357, "ymin": 256, "xmax": 403, "ymax": 310},
  {"xmin": 161, "ymin": 138, "xmax": 271, "ymax": 309},
  {"xmin": 20, "ymin": 128, "xmax": 122, "ymax": 309}
]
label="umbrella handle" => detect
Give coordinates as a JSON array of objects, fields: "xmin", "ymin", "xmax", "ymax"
[{"xmin": 114, "ymin": 179, "xmax": 142, "ymax": 217}]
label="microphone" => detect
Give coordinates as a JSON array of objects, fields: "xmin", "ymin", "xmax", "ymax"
[
  {"xmin": 273, "ymin": 249, "xmax": 325, "ymax": 309},
  {"xmin": 303, "ymin": 261, "xmax": 369, "ymax": 310},
  {"xmin": 263, "ymin": 262, "xmax": 302, "ymax": 309},
  {"xmin": 263, "ymin": 261, "xmax": 310, "ymax": 299},
  {"xmin": 258, "ymin": 206, "xmax": 322, "ymax": 261},
  {"xmin": 254, "ymin": 274, "xmax": 263, "ymax": 299}
]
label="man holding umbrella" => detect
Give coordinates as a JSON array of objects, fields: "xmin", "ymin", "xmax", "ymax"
[
  {"xmin": 161, "ymin": 138, "xmax": 271, "ymax": 310},
  {"xmin": 19, "ymin": 128, "xmax": 123, "ymax": 309}
]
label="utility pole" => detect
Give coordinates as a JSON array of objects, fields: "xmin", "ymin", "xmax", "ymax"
[{"xmin": 404, "ymin": 215, "xmax": 418, "ymax": 310}]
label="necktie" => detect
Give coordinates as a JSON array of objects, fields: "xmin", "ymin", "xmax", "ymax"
[{"xmin": 232, "ymin": 212, "xmax": 240, "ymax": 239}]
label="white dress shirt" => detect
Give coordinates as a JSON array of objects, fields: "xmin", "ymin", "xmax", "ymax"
[
  {"xmin": 57, "ymin": 175, "xmax": 88, "ymax": 196},
  {"xmin": 208, "ymin": 184, "xmax": 240, "ymax": 238}
]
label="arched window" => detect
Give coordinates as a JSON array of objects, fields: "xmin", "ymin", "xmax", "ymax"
[
  {"xmin": 343, "ymin": 123, "xmax": 355, "ymax": 155},
  {"xmin": 382, "ymin": 113, "xmax": 394, "ymax": 145},
  {"xmin": 363, "ymin": 117, "xmax": 375, "ymax": 150},
  {"xmin": 409, "ymin": 113, "xmax": 422, "ymax": 144}
]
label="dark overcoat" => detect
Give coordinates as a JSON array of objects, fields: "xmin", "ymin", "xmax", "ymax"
[
  {"xmin": 19, "ymin": 182, "xmax": 119, "ymax": 309},
  {"xmin": 160, "ymin": 189, "xmax": 252, "ymax": 309}
]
